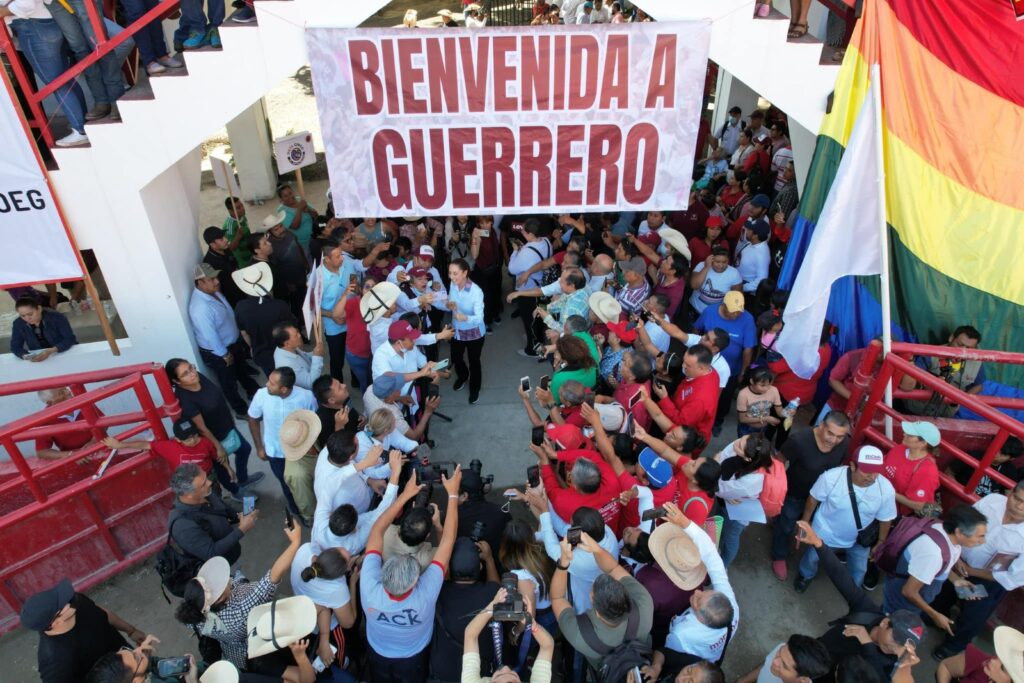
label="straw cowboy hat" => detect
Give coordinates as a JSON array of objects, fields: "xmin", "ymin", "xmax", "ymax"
[
  {"xmin": 261, "ymin": 211, "xmax": 286, "ymax": 230},
  {"xmin": 200, "ymin": 661, "xmax": 240, "ymax": 683},
  {"xmin": 588, "ymin": 291, "xmax": 622, "ymax": 324},
  {"xmin": 648, "ymin": 523, "xmax": 707, "ymax": 591},
  {"xmin": 195, "ymin": 556, "xmax": 231, "ymax": 613},
  {"xmin": 231, "ymin": 262, "xmax": 274, "ymax": 298},
  {"xmin": 657, "ymin": 227, "xmax": 691, "ymax": 261},
  {"xmin": 995, "ymin": 626, "xmax": 1024, "ymax": 683},
  {"xmin": 246, "ymin": 595, "xmax": 317, "ymax": 659},
  {"xmin": 403, "ymin": 9, "xmax": 418, "ymax": 26},
  {"xmin": 360, "ymin": 282, "xmax": 402, "ymax": 325},
  {"xmin": 437, "ymin": 8, "xmax": 453, "ymax": 17},
  {"xmin": 280, "ymin": 410, "xmax": 321, "ymax": 461}
]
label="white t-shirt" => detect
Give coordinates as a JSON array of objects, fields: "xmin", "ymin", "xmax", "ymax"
[
  {"xmin": 685, "ymin": 333, "xmax": 731, "ymax": 388},
  {"xmin": 756, "ymin": 643, "xmax": 785, "ymax": 682},
  {"xmin": 644, "ymin": 321, "xmax": 671, "ymax": 354},
  {"xmin": 809, "ymin": 467, "xmax": 897, "ymax": 548},
  {"xmin": 246, "ymin": 387, "xmax": 318, "ymax": 458},
  {"xmin": 905, "ymin": 523, "xmax": 961, "ymax": 584},
  {"xmin": 961, "ymin": 494, "xmax": 1024, "ymax": 591},
  {"xmin": 510, "ymin": 568, "xmax": 551, "ymax": 610},
  {"xmin": 690, "ymin": 262, "xmax": 742, "ymax": 313},
  {"xmin": 735, "ymin": 241, "xmax": 770, "ymax": 293},
  {"xmin": 360, "ymin": 552, "xmax": 444, "ymax": 657},
  {"xmin": 290, "ymin": 543, "xmax": 351, "ymax": 629}
]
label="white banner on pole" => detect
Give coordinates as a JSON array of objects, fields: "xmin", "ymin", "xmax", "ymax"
[
  {"xmin": 303, "ymin": 264, "xmax": 322, "ymax": 339},
  {"xmin": 273, "ymin": 132, "xmax": 317, "ymax": 173},
  {"xmin": 0, "ymin": 90, "xmax": 82, "ymax": 287},
  {"xmin": 306, "ymin": 22, "xmax": 711, "ymax": 217},
  {"xmin": 209, "ymin": 151, "xmax": 241, "ymax": 197}
]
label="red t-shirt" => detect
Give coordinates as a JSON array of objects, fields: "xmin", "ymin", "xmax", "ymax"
[
  {"xmin": 559, "ymin": 405, "xmax": 587, "ymax": 429},
  {"xmin": 826, "ymin": 348, "xmax": 867, "ymax": 412},
  {"xmin": 687, "ymin": 237, "xmax": 730, "ymax": 270},
  {"xmin": 769, "ymin": 344, "xmax": 833, "ymax": 405},
  {"xmin": 653, "ymin": 276, "xmax": 687, "ymax": 320},
  {"xmin": 669, "ymin": 202, "xmax": 710, "ymax": 241},
  {"xmin": 150, "ymin": 437, "xmax": 218, "ymax": 471},
  {"xmin": 34, "ymin": 409, "xmax": 103, "ymax": 453},
  {"xmin": 344, "ymin": 295, "xmax": 370, "ymax": 358},
  {"xmin": 542, "ymin": 449, "xmax": 624, "ymax": 532},
  {"xmin": 882, "ymin": 445, "xmax": 939, "ymax": 516},
  {"xmin": 742, "ymin": 147, "xmax": 771, "ymax": 175},
  {"xmin": 960, "ymin": 644, "xmax": 997, "ymax": 683},
  {"xmin": 614, "ymin": 381, "xmax": 651, "ymax": 431},
  {"xmin": 718, "ymin": 186, "xmax": 745, "ymax": 213},
  {"xmin": 657, "ymin": 371, "xmax": 720, "ymax": 444}
]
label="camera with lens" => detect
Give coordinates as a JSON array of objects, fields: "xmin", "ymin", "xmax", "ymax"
[
  {"xmin": 492, "ymin": 573, "xmax": 530, "ymax": 623},
  {"xmin": 470, "ymin": 520, "xmax": 486, "ymax": 542},
  {"xmin": 469, "ymin": 459, "xmax": 494, "ymax": 489}
]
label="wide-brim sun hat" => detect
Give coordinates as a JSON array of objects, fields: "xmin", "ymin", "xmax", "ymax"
[
  {"xmin": 200, "ymin": 661, "xmax": 239, "ymax": 683},
  {"xmin": 360, "ymin": 282, "xmax": 402, "ymax": 324},
  {"xmin": 246, "ymin": 595, "xmax": 318, "ymax": 659},
  {"xmin": 994, "ymin": 626, "xmax": 1024, "ymax": 683},
  {"xmin": 261, "ymin": 211, "xmax": 286, "ymax": 230},
  {"xmin": 589, "ymin": 291, "xmax": 622, "ymax": 324},
  {"xmin": 657, "ymin": 227, "xmax": 691, "ymax": 261},
  {"xmin": 648, "ymin": 523, "xmax": 707, "ymax": 591},
  {"xmin": 196, "ymin": 556, "xmax": 231, "ymax": 612},
  {"xmin": 232, "ymin": 261, "xmax": 274, "ymax": 298},
  {"xmin": 280, "ymin": 410, "xmax": 321, "ymax": 461}
]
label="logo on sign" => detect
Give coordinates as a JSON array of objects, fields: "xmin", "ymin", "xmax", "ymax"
[{"xmin": 286, "ymin": 142, "xmax": 307, "ymax": 167}]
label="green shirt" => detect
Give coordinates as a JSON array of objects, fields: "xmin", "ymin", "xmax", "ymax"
[
  {"xmin": 278, "ymin": 202, "xmax": 313, "ymax": 251},
  {"xmin": 575, "ymin": 331, "xmax": 601, "ymax": 365},
  {"xmin": 222, "ymin": 216, "xmax": 251, "ymax": 267},
  {"xmin": 550, "ymin": 366, "xmax": 598, "ymax": 405}
]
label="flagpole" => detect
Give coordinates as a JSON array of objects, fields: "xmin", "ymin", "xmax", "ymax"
[{"xmin": 870, "ymin": 64, "xmax": 893, "ymax": 439}]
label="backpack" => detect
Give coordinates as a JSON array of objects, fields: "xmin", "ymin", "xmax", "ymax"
[
  {"xmin": 527, "ymin": 243, "xmax": 560, "ymax": 287},
  {"xmin": 155, "ymin": 517, "xmax": 204, "ymax": 601},
  {"xmin": 872, "ymin": 515, "xmax": 951, "ymax": 577},
  {"xmin": 758, "ymin": 456, "xmax": 788, "ymax": 518},
  {"xmin": 576, "ymin": 603, "xmax": 652, "ymax": 683}
]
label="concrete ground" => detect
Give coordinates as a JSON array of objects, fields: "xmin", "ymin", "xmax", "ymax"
[{"xmin": 0, "ymin": 309, "xmax": 946, "ymax": 680}]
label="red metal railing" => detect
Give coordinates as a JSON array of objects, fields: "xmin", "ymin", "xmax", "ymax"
[
  {"xmin": 846, "ymin": 341, "xmax": 1024, "ymax": 506},
  {"xmin": 0, "ymin": 0, "xmax": 181, "ymax": 147},
  {"xmin": 0, "ymin": 363, "xmax": 181, "ymax": 634}
]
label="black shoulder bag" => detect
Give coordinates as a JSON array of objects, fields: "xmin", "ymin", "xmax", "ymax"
[{"xmin": 848, "ymin": 468, "xmax": 880, "ymax": 547}]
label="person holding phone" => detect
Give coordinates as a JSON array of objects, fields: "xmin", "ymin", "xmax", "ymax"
[
  {"xmin": 447, "ymin": 258, "xmax": 487, "ymax": 404},
  {"xmin": 84, "ymin": 640, "xmax": 200, "ymax": 683}
]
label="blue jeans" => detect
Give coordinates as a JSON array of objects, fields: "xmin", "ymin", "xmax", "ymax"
[
  {"xmin": 267, "ymin": 456, "xmax": 301, "ymax": 516},
  {"xmin": 9, "ymin": 18, "xmax": 87, "ymax": 133},
  {"xmin": 47, "ymin": 0, "xmax": 125, "ymax": 104},
  {"xmin": 226, "ymin": 431, "xmax": 252, "ymax": 486},
  {"xmin": 175, "ymin": 0, "xmax": 224, "ymax": 43},
  {"xmin": 770, "ymin": 495, "xmax": 806, "ymax": 561},
  {"xmin": 883, "ymin": 573, "xmax": 944, "ymax": 615},
  {"xmin": 119, "ymin": 0, "xmax": 169, "ymax": 64},
  {"xmin": 345, "ymin": 351, "xmax": 370, "ymax": 393},
  {"xmin": 798, "ymin": 542, "xmax": 871, "ymax": 586},
  {"xmin": 719, "ymin": 517, "xmax": 749, "ymax": 568}
]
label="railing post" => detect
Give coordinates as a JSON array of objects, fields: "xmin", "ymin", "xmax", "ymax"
[
  {"xmin": 151, "ymin": 363, "xmax": 181, "ymax": 420},
  {"xmin": 134, "ymin": 376, "xmax": 168, "ymax": 440},
  {"xmin": 851, "ymin": 361, "xmax": 894, "ymax": 452},
  {"xmin": 81, "ymin": 0, "xmax": 111, "ymax": 49},
  {"xmin": 2, "ymin": 436, "xmax": 46, "ymax": 503},
  {"xmin": 0, "ymin": 26, "xmax": 56, "ymax": 147},
  {"xmin": 965, "ymin": 429, "xmax": 1009, "ymax": 494}
]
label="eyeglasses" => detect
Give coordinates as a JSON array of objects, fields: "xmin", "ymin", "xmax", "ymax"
[{"xmin": 177, "ymin": 364, "xmax": 198, "ymax": 380}]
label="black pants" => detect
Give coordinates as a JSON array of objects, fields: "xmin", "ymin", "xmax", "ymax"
[
  {"xmin": 199, "ymin": 340, "xmax": 259, "ymax": 414},
  {"xmin": 932, "ymin": 576, "xmax": 1006, "ymax": 652},
  {"xmin": 368, "ymin": 645, "xmax": 429, "ymax": 683},
  {"xmin": 452, "ymin": 336, "xmax": 485, "ymax": 398},
  {"xmin": 473, "ymin": 264, "xmax": 503, "ymax": 324},
  {"xmin": 714, "ymin": 374, "xmax": 740, "ymax": 429},
  {"xmin": 516, "ymin": 295, "xmax": 542, "ymax": 353},
  {"xmin": 326, "ymin": 331, "xmax": 347, "ymax": 384}
]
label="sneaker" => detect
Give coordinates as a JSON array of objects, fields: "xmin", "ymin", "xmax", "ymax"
[
  {"xmin": 207, "ymin": 28, "xmax": 221, "ymax": 48},
  {"xmin": 158, "ymin": 54, "xmax": 184, "ymax": 68},
  {"xmin": 146, "ymin": 61, "xmax": 167, "ymax": 75},
  {"xmin": 453, "ymin": 379, "xmax": 466, "ymax": 392},
  {"xmin": 85, "ymin": 103, "xmax": 111, "ymax": 120},
  {"xmin": 107, "ymin": 103, "xmax": 121, "ymax": 122},
  {"xmin": 469, "ymin": 394, "xmax": 480, "ymax": 405},
  {"xmin": 494, "ymin": 317, "xmax": 502, "ymax": 325},
  {"xmin": 486, "ymin": 326, "xmax": 493, "ymax": 335},
  {"xmin": 862, "ymin": 563, "xmax": 879, "ymax": 590},
  {"xmin": 238, "ymin": 472, "xmax": 265, "ymax": 489},
  {"xmin": 231, "ymin": 5, "xmax": 257, "ymax": 22},
  {"xmin": 182, "ymin": 30, "xmax": 207, "ymax": 49},
  {"xmin": 55, "ymin": 130, "xmax": 89, "ymax": 147},
  {"xmin": 771, "ymin": 560, "xmax": 788, "ymax": 581},
  {"xmin": 173, "ymin": 41, "xmax": 184, "ymax": 53},
  {"xmin": 517, "ymin": 348, "xmax": 540, "ymax": 358},
  {"xmin": 794, "ymin": 575, "xmax": 811, "ymax": 594},
  {"xmin": 756, "ymin": 2, "xmax": 771, "ymax": 16}
]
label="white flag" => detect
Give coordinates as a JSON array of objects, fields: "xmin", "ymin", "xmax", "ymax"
[{"xmin": 777, "ymin": 79, "xmax": 884, "ymax": 379}]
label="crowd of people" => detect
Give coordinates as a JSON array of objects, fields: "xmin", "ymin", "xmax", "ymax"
[{"xmin": 6, "ymin": 4, "xmax": 1024, "ymax": 683}]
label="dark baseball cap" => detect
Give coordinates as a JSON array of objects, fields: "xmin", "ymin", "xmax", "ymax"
[
  {"xmin": 889, "ymin": 609, "xmax": 926, "ymax": 647},
  {"xmin": 20, "ymin": 578, "xmax": 74, "ymax": 631},
  {"xmin": 450, "ymin": 537, "xmax": 482, "ymax": 580},
  {"xmin": 173, "ymin": 418, "xmax": 200, "ymax": 440},
  {"xmin": 203, "ymin": 226, "xmax": 227, "ymax": 245}
]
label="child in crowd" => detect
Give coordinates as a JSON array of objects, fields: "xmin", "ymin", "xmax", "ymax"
[{"xmin": 735, "ymin": 367, "xmax": 784, "ymax": 437}]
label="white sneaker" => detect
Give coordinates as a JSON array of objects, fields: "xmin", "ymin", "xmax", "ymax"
[
  {"xmin": 146, "ymin": 61, "xmax": 167, "ymax": 75},
  {"xmin": 158, "ymin": 54, "xmax": 184, "ymax": 68},
  {"xmin": 55, "ymin": 130, "xmax": 89, "ymax": 147}
]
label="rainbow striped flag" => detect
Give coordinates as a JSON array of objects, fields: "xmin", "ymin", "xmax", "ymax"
[{"xmin": 779, "ymin": 0, "xmax": 1024, "ymax": 389}]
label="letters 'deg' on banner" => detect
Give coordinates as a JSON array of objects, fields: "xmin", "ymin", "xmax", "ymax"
[
  {"xmin": 0, "ymin": 90, "xmax": 83, "ymax": 287},
  {"xmin": 306, "ymin": 23, "xmax": 711, "ymax": 217}
]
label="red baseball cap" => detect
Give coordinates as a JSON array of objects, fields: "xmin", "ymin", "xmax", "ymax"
[
  {"xmin": 388, "ymin": 320, "xmax": 422, "ymax": 342},
  {"xmin": 546, "ymin": 423, "xmax": 587, "ymax": 450},
  {"xmin": 706, "ymin": 215, "xmax": 725, "ymax": 228},
  {"xmin": 607, "ymin": 321, "xmax": 638, "ymax": 344}
]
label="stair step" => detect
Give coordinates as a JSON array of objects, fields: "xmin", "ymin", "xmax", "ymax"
[
  {"xmin": 753, "ymin": 6, "xmax": 789, "ymax": 21},
  {"xmin": 819, "ymin": 45, "xmax": 845, "ymax": 65},
  {"xmin": 224, "ymin": 8, "xmax": 259, "ymax": 26},
  {"xmin": 121, "ymin": 77, "xmax": 155, "ymax": 102},
  {"xmin": 787, "ymin": 29, "xmax": 822, "ymax": 45}
]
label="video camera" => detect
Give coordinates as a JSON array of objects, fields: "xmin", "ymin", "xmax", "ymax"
[
  {"xmin": 492, "ymin": 573, "xmax": 531, "ymax": 623},
  {"xmin": 468, "ymin": 459, "xmax": 494, "ymax": 490}
]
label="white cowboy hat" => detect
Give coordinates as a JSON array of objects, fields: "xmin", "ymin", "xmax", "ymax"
[
  {"xmin": 657, "ymin": 227, "xmax": 691, "ymax": 261},
  {"xmin": 588, "ymin": 291, "xmax": 622, "ymax": 324},
  {"xmin": 231, "ymin": 261, "xmax": 274, "ymax": 298},
  {"xmin": 280, "ymin": 410, "xmax": 321, "ymax": 462},
  {"xmin": 360, "ymin": 282, "xmax": 402, "ymax": 325},
  {"xmin": 200, "ymin": 661, "xmax": 239, "ymax": 683},
  {"xmin": 648, "ymin": 523, "xmax": 707, "ymax": 591},
  {"xmin": 437, "ymin": 8, "xmax": 453, "ymax": 16},
  {"xmin": 195, "ymin": 557, "xmax": 231, "ymax": 613},
  {"xmin": 246, "ymin": 595, "xmax": 318, "ymax": 659},
  {"xmin": 995, "ymin": 626, "xmax": 1024, "ymax": 683},
  {"xmin": 261, "ymin": 212, "xmax": 286, "ymax": 230}
]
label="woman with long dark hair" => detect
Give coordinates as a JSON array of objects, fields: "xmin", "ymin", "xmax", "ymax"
[
  {"xmin": 716, "ymin": 432, "xmax": 775, "ymax": 567},
  {"xmin": 447, "ymin": 258, "xmax": 487, "ymax": 404},
  {"xmin": 550, "ymin": 335, "xmax": 598, "ymax": 402},
  {"xmin": 164, "ymin": 358, "xmax": 262, "ymax": 494}
]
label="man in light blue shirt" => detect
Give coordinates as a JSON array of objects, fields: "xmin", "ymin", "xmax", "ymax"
[
  {"xmin": 187, "ymin": 263, "xmax": 259, "ymax": 416},
  {"xmin": 247, "ymin": 366, "xmax": 317, "ymax": 517},
  {"xmin": 320, "ymin": 240, "xmax": 359, "ymax": 385}
]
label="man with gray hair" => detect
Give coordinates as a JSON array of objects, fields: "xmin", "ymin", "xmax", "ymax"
[
  {"xmin": 167, "ymin": 462, "xmax": 257, "ymax": 565},
  {"xmin": 361, "ymin": 464, "xmax": 462, "ymax": 683},
  {"xmin": 32, "ymin": 386, "xmax": 100, "ymax": 463}
]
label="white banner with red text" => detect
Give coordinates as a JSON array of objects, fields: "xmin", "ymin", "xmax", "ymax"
[
  {"xmin": 306, "ymin": 22, "xmax": 711, "ymax": 217},
  {"xmin": 0, "ymin": 85, "xmax": 83, "ymax": 287}
]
